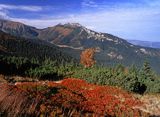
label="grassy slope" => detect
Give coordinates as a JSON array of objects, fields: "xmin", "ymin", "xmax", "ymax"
[{"xmin": 0, "ymin": 76, "xmax": 151, "ymax": 117}]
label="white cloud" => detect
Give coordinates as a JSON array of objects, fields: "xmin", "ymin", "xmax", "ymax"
[
  {"xmin": 0, "ymin": 11, "xmax": 9, "ymax": 19},
  {"xmin": 0, "ymin": 4, "xmax": 43, "ymax": 12},
  {"xmin": 0, "ymin": 7, "xmax": 10, "ymax": 19},
  {"xmin": 1, "ymin": 1, "xmax": 160, "ymax": 41},
  {"xmin": 10, "ymin": 5, "xmax": 159, "ymax": 27}
]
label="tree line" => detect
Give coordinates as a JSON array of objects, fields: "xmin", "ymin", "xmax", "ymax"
[{"xmin": 1, "ymin": 48, "xmax": 160, "ymax": 94}]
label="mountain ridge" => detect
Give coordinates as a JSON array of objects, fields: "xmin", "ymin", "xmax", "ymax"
[{"xmin": 1, "ymin": 19, "xmax": 160, "ymax": 73}]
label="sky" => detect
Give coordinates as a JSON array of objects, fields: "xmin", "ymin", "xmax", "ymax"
[{"xmin": 0, "ymin": 0, "xmax": 160, "ymax": 41}]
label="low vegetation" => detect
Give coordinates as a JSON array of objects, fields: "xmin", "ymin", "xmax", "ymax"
[
  {"xmin": 0, "ymin": 78, "xmax": 149, "ymax": 117},
  {"xmin": 0, "ymin": 48, "xmax": 160, "ymax": 116},
  {"xmin": 1, "ymin": 49, "xmax": 160, "ymax": 94}
]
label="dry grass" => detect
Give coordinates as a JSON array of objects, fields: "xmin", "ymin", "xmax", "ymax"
[
  {"xmin": 0, "ymin": 74, "xmax": 7, "ymax": 83},
  {"xmin": 0, "ymin": 74, "xmax": 38, "ymax": 83},
  {"xmin": 135, "ymin": 94, "xmax": 160, "ymax": 116},
  {"xmin": 0, "ymin": 84, "xmax": 43, "ymax": 117}
]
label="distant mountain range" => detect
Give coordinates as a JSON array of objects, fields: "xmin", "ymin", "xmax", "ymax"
[
  {"xmin": 1, "ymin": 19, "xmax": 160, "ymax": 73},
  {"xmin": 128, "ymin": 40, "xmax": 160, "ymax": 49}
]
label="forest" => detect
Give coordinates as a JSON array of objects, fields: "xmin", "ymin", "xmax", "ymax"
[{"xmin": 1, "ymin": 48, "xmax": 160, "ymax": 94}]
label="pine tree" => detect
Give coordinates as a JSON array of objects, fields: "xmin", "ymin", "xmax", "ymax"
[
  {"xmin": 136, "ymin": 61, "xmax": 155, "ymax": 94},
  {"xmin": 141, "ymin": 61, "xmax": 154, "ymax": 80}
]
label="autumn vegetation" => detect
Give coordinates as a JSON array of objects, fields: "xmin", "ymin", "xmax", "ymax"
[
  {"xmin": 0, "ymin": 79, "xmax": 149, "ymax": 117},
  {"xmin": 80, "ymin": 48, "xmax": 96, "ymax": 68},
  {"xmin": 0, "ymin": 48, "xmax": 160, "ymax": 116}
]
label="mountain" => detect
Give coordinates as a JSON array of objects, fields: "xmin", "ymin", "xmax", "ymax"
[
  {"xmin": 1, "ymin": 19, "xmax": 160, "ymax": 73},
  {"xmin": 0, "ymin": 19, "xmax": 40, "ymax": 39},
  {"xmin": 37, "ymin": 23, "xmax": 160, "ymax": 72},
  {"xmin": 0, "ymin": 30, "xmax": 75, "ymax": 63},
  {"xmin": 128, "ymin": 40, "xmax": 160, "ymax": 49}
]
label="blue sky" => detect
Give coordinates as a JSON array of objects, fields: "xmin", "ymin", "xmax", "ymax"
[{"xmin": 0, "ymin": 0, "xmax": 160, "ymax": 41}]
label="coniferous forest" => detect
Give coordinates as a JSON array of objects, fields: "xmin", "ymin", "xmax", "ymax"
[{"xmin": 1, "ymin": 51, "xmax": 160, "ymax": 94}]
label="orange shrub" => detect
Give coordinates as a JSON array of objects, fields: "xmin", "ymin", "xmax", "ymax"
[{"xmin": 80, "ymin": 48, "xmax": 96, "ymax": 68}]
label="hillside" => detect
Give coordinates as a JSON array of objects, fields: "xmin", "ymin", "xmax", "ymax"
[
  {"xmin": 0, "ymin": 78, "xmax": 151, "ymax": 117},
  {"xmin": 0, "ymin": 30, "xmax": 75, "ymax": 63},
  {"xmin": 1, "ymin": 19, "xmax": 160, "ymax": 73},
  {"xmin": 0, "ymin": 30, "xmax": 76, "ymax": 79}
]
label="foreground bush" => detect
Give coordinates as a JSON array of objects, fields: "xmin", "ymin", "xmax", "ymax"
[{"xmin": 0, "ymin": 79, "xmax": 149, "ymax": 117}]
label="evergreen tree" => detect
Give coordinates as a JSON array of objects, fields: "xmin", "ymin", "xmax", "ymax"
[
  {"xmin": 141, "ymin": 61, "xmax": 153, "ymax": 80},
  {"xmin": 137, "ymin": 61, "xmax": 155, "ymax": 93},
  {"xmin": 139, "ymin": 61, "xmax": 155, "ymax": 83},
  {"xmin": 125, "ymin": 65, "xmax": 139, "ymax": 92}
]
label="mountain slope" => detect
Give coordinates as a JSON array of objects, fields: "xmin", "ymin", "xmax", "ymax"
[
  {"xmin": 0, "ymin": 19, "xmax": 39, "ymax": 39},
  {"xmin": 0, "ymin": 30, "xmax": 75, "ymax": 63},
  {"xmin": 1, "ymin": 19, "xmax": 160, "ymax": 73},
  {"xmin": 39, "ymin": 23, "xmax": 160, "ymax": 72}
]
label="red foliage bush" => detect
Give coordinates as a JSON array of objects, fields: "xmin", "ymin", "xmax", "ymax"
[{"xmin": 0, "ymin": 79, "xmax": 148, "ymax": 116}]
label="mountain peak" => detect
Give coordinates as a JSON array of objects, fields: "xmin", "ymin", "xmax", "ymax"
[
  {"xmin": 64, "ymin": 23, "xmax": 82, "ymax": 27},
  {"xmin": 55, "ymin": 23, "xmax": 84, "ymax": 28},
  {"xmin": 53, "ymin": 22, "xmax": 122, "ymax": 43}
]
